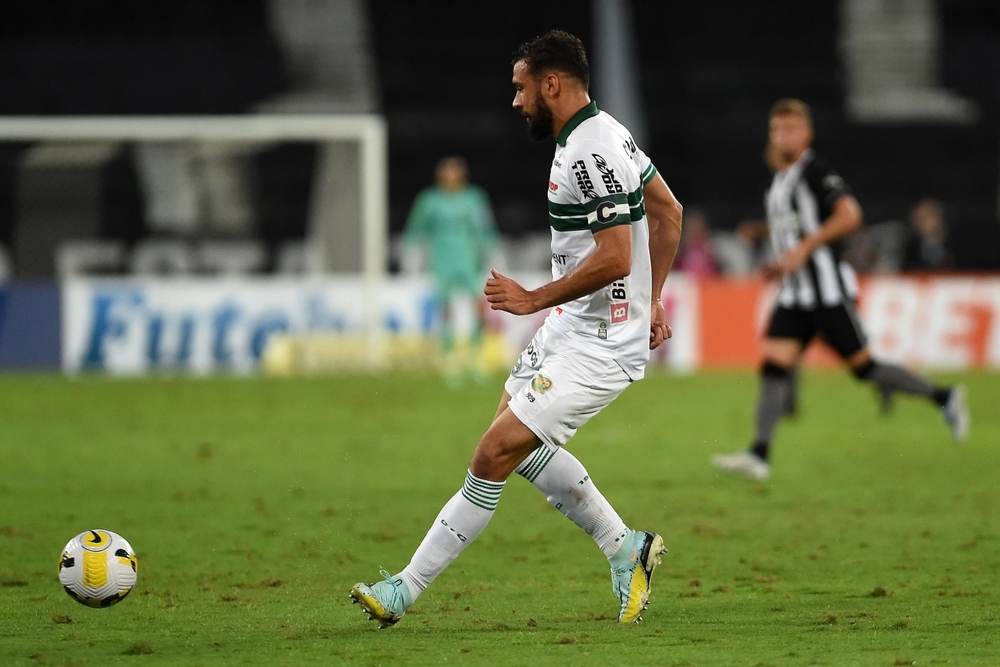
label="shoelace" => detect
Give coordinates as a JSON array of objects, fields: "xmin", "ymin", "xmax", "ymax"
[{"xmin": 378, "ymin": 568, "xmax": 403, "ymax": 613}]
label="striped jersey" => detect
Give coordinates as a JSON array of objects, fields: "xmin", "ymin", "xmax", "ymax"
[
  {"xmin": 544, "ymin": 101, "xmax": 659, "ymax": 379},
  {"xmin": 766, "ymin": 149, "xmax": 858, "ymax": 309}
]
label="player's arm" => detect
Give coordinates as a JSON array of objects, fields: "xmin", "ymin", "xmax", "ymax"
[
  {"xmin": 770, "ymin": 194, "xmax": 862, "ymax": 277},
  {"xmin": 645, "ymin": 173, "xmax": 683, "ymax": 295},
  {"xmin": 485, "ymin": 224, "xmax": 631, "ymax": 315},
  {"xmin": 803, "ymin": 194, "xmax": 863, "ymax": 248},
  {"xmin": 643, "ymin": 172, "xmax": 683, "ymax": 349}
]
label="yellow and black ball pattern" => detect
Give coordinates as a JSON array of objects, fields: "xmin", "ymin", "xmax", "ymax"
[{"xmin": 58, "ymin": 529, "xmax": 138, "ymax": 607}]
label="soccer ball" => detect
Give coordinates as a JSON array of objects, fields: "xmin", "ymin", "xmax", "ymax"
[{"xmin": 58, "ymin": 529, "xmax": 138, "ymax": 607}]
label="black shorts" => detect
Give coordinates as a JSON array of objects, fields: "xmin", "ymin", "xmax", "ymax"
[{"xmin": 766, "ymin": 302, "xmax": 868, "ymax": 359}]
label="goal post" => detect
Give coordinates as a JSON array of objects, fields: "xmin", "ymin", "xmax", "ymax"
[{"xmin": 0, "ymin": 114, "xmax": 389, "ymax": 368}]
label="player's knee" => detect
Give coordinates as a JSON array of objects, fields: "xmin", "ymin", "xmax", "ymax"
[
  {"xmin": 852, "ymin": 359, "xmax": 877, "ymax": 380},
  {"xmin": 761, "ymin": 361, "xmax": 792, "ymax": 378},
  {"xmin": 472, "ymin": 433, "xmax": 502, "ymax": 465},
  {"xmin": 470, "ymin": 432, "xmax": 514, "ymax": 478},
  {"xmin": 469, "ymin": 444, "xmax": 496, "ymax": 476}
]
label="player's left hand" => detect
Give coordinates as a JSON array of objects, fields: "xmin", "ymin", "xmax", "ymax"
[
  {"xmin": 649, "ymin": 298, "xmax": 672, "ymax": 350},
  {"xmin": 485, "ymin": 269, "xmax": 537, "ymax": 315}
]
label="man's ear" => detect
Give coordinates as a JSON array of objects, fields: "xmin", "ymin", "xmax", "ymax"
[{"xmin": 544, "ymin": 72, "xmax": 560, "ymax": 98}]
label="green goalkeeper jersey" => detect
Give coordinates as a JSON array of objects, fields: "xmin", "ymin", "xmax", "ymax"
[{"xmin": 404, "ymin": 185, "xmax": 498, "ymax": 295}]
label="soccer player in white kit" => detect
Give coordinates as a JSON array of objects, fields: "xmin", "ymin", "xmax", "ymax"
[{"xmin": 351, "ymin": 30, "xmax": 683, "ymax": 627}]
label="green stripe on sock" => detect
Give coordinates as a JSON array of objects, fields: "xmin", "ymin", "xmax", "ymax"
[
  {"xmin": 522, "ymin": 450, "xmax": 549, "ymax": 482},
  {"xmin": 462, "ymin": 486, "xmax": 501, "ymax": 504},
  {"xmin": 464, "ymin": 473, "xmax": 504, "ymax": 493},
  {"xmin": 461, "ymin": 473, "xmax": 504, "ymax": 511},
  {"xmin": 461, "ymin": 489, "xmax": 496, "ymax": 511},
  {"xmin": 521, "ymin": 448, "xmax": 555, "ymax": 483}
]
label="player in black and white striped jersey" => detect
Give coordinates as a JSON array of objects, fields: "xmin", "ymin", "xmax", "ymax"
[{"xmin": 713, "ymin": 99, "xmax": 970, "ymax": 482}]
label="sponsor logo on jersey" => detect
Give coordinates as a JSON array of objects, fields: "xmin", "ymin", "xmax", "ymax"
[
  {"xmin": 552, "ymin": 253, "xmax": 569, "ymax": 265},
  {"xmin": 571, "ymin": 160, "xmax": 598, "ymax": 199},
  {"xmin": 592, "ymin": 153, "xmax": 624, "ymax": 194},
  {"xmin": 549, "ymin": 180, "xmax": 558, "ymax": 192},
  {"xmin": 610, "ymin": 280, "xmax": 627, "ymax": 300},
  {"xmin": 611, "ymin": 302, "xmax": 629, "ymax": 324},
  {"xmin": 530, "ymin": 374, "xmax": 553, "ymax": 394}
]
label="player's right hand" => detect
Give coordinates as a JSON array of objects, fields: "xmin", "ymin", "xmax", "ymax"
[{"xmin": 485, "ymin": 269, "xmax": 537, "ymax": 315}]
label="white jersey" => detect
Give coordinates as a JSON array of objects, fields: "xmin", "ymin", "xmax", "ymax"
[{"xmin": 543, "ymin": 101, "xmax": 658, "ymax": 380}]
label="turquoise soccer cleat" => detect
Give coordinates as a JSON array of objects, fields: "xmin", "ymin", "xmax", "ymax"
[
  {"xmin": 610, "ymin": 530, "xmax": 667, "ymax": 623},
  {"xmin": 350, "ymin": 570, "xmax": 413, "ymax": 629}
]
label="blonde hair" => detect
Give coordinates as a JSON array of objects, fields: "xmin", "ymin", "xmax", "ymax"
[{"xmin": 770, "ymin": 98, "xmax": 813, "ymax": 127}]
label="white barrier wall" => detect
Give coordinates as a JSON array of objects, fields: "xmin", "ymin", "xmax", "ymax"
[
  {"xmin": 63, "ymin": 277, "xmax": 431, "ymax": 375},
  {"xmin": 863, "ymin": 276, "xmax": 1000, "ymax": 369},
  {"xmin": 62, "ymin": 273, "xmax": 700, "ymax": 375},
  {"xmin": 61, "ymin": 274, "xmax": 1000, "ymax": 375}
]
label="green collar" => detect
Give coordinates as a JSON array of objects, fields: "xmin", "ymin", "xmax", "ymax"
[{"xmin": 556, "ymin": 100, "xmax": 599, "ymax": 146}]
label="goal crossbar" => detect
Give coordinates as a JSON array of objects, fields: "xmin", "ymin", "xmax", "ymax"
[{"xmin": 0, "ymin": 114, "xmax": 386, "ymax": 142}]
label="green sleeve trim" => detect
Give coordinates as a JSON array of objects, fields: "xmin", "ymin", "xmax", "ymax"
[
  {"xmin": 548, "ymin": 198, "xmax": 589, "ymax": 232},
  {"xmin": 627, "ymin": 186, "xmax": 645, "ymax": 221},
  {"xmin": 641, "ymin": 163, "xmax": 658, "ymax": 185},
  {"xmin": 549, "ymin": 216, "xmax": 590, "ymax": 232},
  {"xmin": 548, "ymin": 200, "xmax": 588, "ymax": 217}
]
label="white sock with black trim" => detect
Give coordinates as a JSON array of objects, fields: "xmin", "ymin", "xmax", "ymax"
[
  {"xmin": 515, "ymin": 446, "xmax": 630, "ymax": 558},
  {"xmin": 396, "ymin": 470, "xmax": 504, "ymax": 602}
]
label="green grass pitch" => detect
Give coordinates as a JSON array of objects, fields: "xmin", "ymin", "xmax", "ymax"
[{"xmin": 0, "ymin": 370, "xmax": 997, "ymax": 666}]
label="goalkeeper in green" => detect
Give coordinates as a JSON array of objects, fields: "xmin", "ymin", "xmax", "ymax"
[{"xmin": 403, "ymin": 156, "xmax": 498, "ymax": 381}]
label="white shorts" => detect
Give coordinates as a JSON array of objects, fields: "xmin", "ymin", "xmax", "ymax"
[{"xmin": 505, "ymin": 322, "xmax": 632, "ymax": 449}]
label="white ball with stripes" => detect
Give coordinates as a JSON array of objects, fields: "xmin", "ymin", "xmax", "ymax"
[{"xmin": 58, "ymin": 529, "xmax": 138, "ymax": 607}]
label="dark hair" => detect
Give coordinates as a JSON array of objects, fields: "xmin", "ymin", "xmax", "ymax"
[{"xmin": 512, "ymin": 30, "xmax": 589, "ymax": 89}]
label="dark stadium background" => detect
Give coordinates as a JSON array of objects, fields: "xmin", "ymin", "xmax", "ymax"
[{"xmin": 0, "ymin": 0, "xmax": 997, "ymax": 271}]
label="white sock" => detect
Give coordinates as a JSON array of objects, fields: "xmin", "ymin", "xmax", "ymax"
[
  {"xmin": 515, "ymin": 446, "xmax": 630, "ymax": 558},
  {"xmin": 397, "ymin": 470, "xmax": 504, "ymax": 602}
]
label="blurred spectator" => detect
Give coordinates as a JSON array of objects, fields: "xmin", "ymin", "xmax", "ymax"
[
  {"xmin": 842, "ymin": 231, "xmax": 879, "ymax": 273},
  {"xmin": 674, "ymin": 209, "xmax": 719, "ymax": 278},
  {"xmin": 902, "ymin": 198, "xmax": 953, "ymax": 271},
  {"xmin": 403, "ymin": 156, "xmax": 497, "ymax": 383}
]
